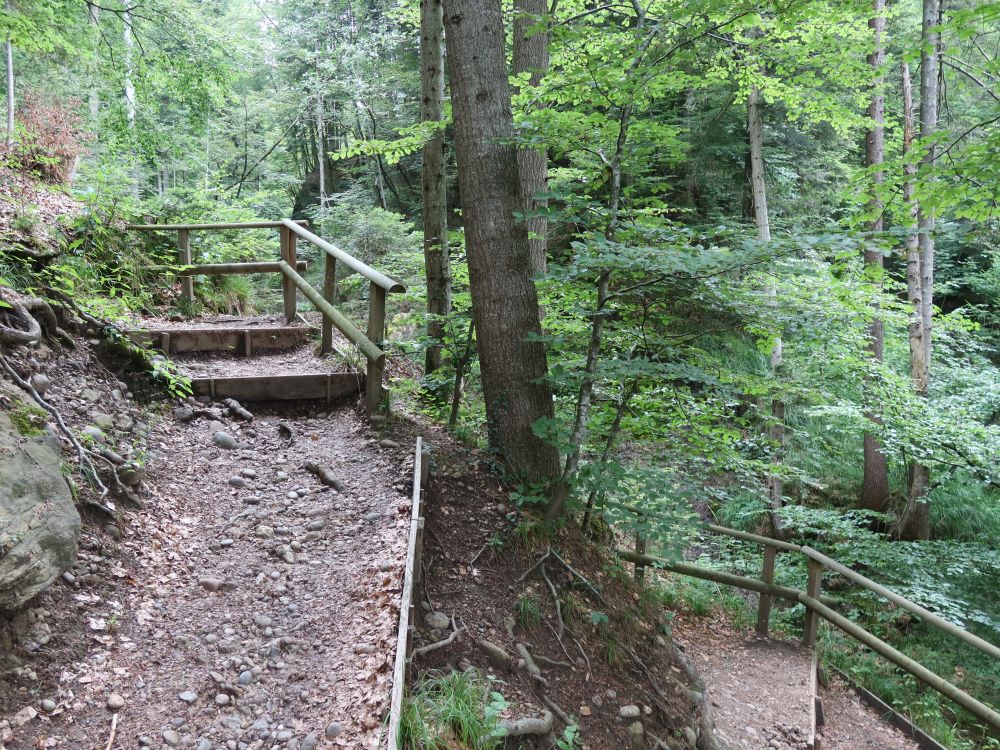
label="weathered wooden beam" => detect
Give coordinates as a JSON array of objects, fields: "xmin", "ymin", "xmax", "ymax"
[
  {"xmin": 177, "ymin": 229, "xmax": 193, "ymax": 302},
  {"xmin": 321, "ymin": 253, "xmax": 336, "ymax": 355},
  {"xmin": 798, "ymin": 593, "xmax": 1000, "ymax": 732},
  {"xmin": 281, "ymin": 219, "xmax": 405, "ymax": 294},
  {"xmin": 189, "ymin": 373, "xmax": 362, "ymax": 401},
  {"xmin": 387, "ymin": 437, "xmax": 426, "ymax": 750},
  {"xmin": 280, "ymin": 226, "xmax": 298, "ymax": 323},
  {"xmin": 127, "ymin": 220, "xmax": 309, "ymax": 230},
  {"xmin": 126, "ymin": 326, "xmax": 313, "ymax": 354},
  {"xmin": 804, "ymin": 558, "xmax": 823, "ymax": 648},
  {"xmin": 757, "ymin": 545, "xmax": 777, "ymax": 637},
  {"xmin": 277, "ymin": 261, "xmax": 384, "ymax": 363},
  {"xmin": 366, "ymin": 283, "xmax": 387, "ymax": 414}
]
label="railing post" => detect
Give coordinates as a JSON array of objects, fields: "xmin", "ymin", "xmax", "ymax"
[
  {"xmin": 804, "ymin": 558, "xmax": 823, "ymax": 647},
  {"xmin": 280, "ymin": 225, "xmax": 297, "ymax": 323},
  {"xmin": 633, "ymin": 529, "xmax": 646, "ymax": 584},
  {"xmin": 177, "ymin": 229, "xmax": 193, "ymax": 303},
  {"xmin": 321, "ymin": 253, "xmax": 337, "ymax": 354},
  {"xmin": 366, "ymin": 282, "xmax": 387, "ymax": 413},
  {"xmin": 757, "ymin": 545, "xmax": 777, "ymax": 636}
]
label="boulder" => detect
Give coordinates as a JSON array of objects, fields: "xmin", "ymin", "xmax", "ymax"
[{"xmin": 0, "ymin": 409, "xmax": 81, "ymax": 612}]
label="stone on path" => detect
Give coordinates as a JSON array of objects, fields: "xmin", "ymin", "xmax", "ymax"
[
  {"xmin": 213, "ymin": 431, "xmax": 238, "ymax": 450},
  {"xmin": 106, "ymin": 693, "xmax": 125, "ymax": 711}
]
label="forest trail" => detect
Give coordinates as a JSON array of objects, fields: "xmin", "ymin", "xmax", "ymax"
[
  {"xmin": 674, "ymin": 614, "xmax": 924, "ymax": 750},
  {"xmin": 4, "ymin": 320, "xmax": 413, "ymax": 749}
]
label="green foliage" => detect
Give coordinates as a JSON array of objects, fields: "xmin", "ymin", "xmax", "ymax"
[
  {"xmin": 400, "ymin": 670, "xmax": 507, "ymax": 750},
  {"xmin": 514, "ymin": 590, "xmax": 543, "ymax": 631},
  {"xmin": 7, "ymin": 400, "xmax": 47, "ymax": 437}
]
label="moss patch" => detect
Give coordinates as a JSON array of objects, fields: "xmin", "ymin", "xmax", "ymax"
[{"xmin": 7, "ymin": 399, "xmax": 48, "ymax": 436}]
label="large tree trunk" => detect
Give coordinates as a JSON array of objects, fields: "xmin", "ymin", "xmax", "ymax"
[
  {"xmin": 512, "ymin": 0, "xmax": 549, "ymax": 276},
  {"xmin": 316, "ymin": 90, "xmax": 326, "ymax": 203},
  {"xmin": 899, "ymin": 0, "xmax": 940, "ymax": 541},
  {"xmin": 442, "ymin": 0, "xmax": 561, "ymax": 486},
  {"xmin": 861, "ymin": 0, "xmax": 890, "ymax": 513},
  {"xmin": 421, "ymin": 0, "xmax": 451, "ymax": 374},
  {"xmin": 748, "ymin": 84, "xmax": 785, "ymax": 530}
]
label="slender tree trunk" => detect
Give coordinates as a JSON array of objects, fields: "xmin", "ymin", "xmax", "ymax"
[
  {"xmin": 123, "ymin": 6, "xmax": 139, "ymax": 198},
  {"xmin": 581, "ymin": 378, "xmax": 638, "ymax": 534},
  {"xmin": 88, "ymin": 2, "xmax": 100, "ymax": 122},
  {"xmin": 748, "ymin": 84, "xmax": 785, "ymax": 529},
  {"xmin": 899, "ymin": 0, "xmax": 940, "ymax": 541},
  {"xmin": 442, "ymin": 0, "xmax": 561, "ymax": 486},
  {"xmin": 421, "ymin": 0, "xmax": 451, "ymax": 374},
  {"xmin": 316, "ymin": 90, "xmax": 326, "ymax": 203},
  {"xmin": 861, "ymin": 0, "xmax": 890, "ymax": 513},
  {"xmin": 4, "ymin": 0, "xmax": 13, "ymax": 151},
  {"xmin": 512, "ymin": 0, "xmax": 549, "ymax": 276}
]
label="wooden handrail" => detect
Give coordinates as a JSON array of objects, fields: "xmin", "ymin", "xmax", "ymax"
[
  {"xmin": 617, "ymin": 547, "xmax": 1000, "ymax": 733},
  {"xmin": 281, "ymin": 220, "xmax": 405, "ymax": 294},
  {"xmin": 277, "ymin": 261, "xmax": 383, "ymax": 363},
  {"xmin": 149, "ymin": 261, "xmax": 308, "ymax": 275},
  {"xmin": 127, "ymin": 220, "xmax": 309, "ymax": 230}
]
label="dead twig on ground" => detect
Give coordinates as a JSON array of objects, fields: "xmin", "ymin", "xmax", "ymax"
[
  {"xmin": 540, "ymin": 562, "xmax": 565, "ymax": 642},
  {"xmin": 104, "ymin": 711, "xmax": 118, "ymax": 750},
  {"xmin": 412, "ymin": 618, "xmax": 463, "ymax": 658}
]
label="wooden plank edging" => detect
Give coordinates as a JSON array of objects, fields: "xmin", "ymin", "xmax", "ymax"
[{"xmin": 386, "ymin": 437, "xmax": 425, "ymax": 749}]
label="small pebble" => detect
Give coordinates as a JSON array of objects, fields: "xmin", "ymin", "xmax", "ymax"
[{"xmin": 106, "ymin": 693, "xmax": 125, "ymax": 711}]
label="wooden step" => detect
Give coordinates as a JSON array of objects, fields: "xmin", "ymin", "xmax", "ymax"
[
  {"xmin": 127, "ymin": 326, "xmax": 314, "ymax": 355},
  {"xmin": 190, "ymin": 372, "xmax": 362, "ymax": 401}
]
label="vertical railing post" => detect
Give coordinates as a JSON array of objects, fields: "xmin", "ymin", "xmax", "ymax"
[
  {"xmin": 366, "ymin": 282, "xmax": 387, "ymax": 413},
  {"xmin": 633, "ymin": 529, "xmax": 646, "ymax": 584},
  {"xmin": 757, "ymin": 545, "xmax": 777, "ymax": 636},
  {"xmin": 280, "ymin": 225, "xmax": 297, "ymax": 323},
  {"xmin": 177, "ymin": 228, "xmax": 193, "ymax": 303},
  {"xmin": 321, "ymin": 253, "xmax": 337, "ymax": 354},
  {"xmin": 804, "ymin": 558, "xmax": 823, "ymax": 647}
]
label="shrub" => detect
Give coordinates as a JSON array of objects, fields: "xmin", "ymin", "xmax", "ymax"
[{"xmin": 7, "ymin": 93, "xmax": 90, "ymax": 184}]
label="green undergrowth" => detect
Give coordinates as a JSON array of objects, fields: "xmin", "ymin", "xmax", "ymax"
[
  {"xmin": 6, "ymin": 398, "xmax": 48, "ymax": 436},
  {"xmin": 399, "ymin": 669, "xmax": 506, "ymax": 750}
]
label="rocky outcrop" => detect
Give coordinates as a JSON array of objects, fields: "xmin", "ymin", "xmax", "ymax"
[{"xmin": 0, "ymin": 407, "xmax": 80, "ymax": 612}]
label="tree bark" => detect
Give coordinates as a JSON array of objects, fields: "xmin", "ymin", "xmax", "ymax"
[
  {"xmin": 748, "ymin": 84, "xmax": 784, "ymax": 528},
  {"xmin": 88, "ymin": 2, "xmax": 100, "ymax": 122},
  {"xmin": 316, "ymin": 89, "xmax": 326, "ymax": 203},
  {"xmin": 512, "ymin": 0, "xmax": 549, "ymax": 276},
  {"xmin": 899, "ymin": 0, "xmax": 940, "ymax": 541},
  {"xmin": 421, "ymin": 0, "xmax": 451, "ymax": 374},
  {"xmin": 861, "ymin": 0, "xmax": 890, "ymax": 514},
  {"xmin": 123, "ymin": 6, "xmax": 140, "ymax": 198},
  {"xmin": 442, "ymin": 0, "xmax": 561, "ymax": 485}
]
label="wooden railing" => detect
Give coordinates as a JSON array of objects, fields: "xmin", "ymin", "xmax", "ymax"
[
  {"xmin": 127, "ymin": 220, "xmax": 405, "ymax": 413},
  {"xmin": 613, "ymin": 511, "xmax": 1000, "ymax": 732}
]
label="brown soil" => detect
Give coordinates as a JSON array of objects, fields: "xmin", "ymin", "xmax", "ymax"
[
  {"xmin": 407, "ymin": 427, "xmax": 707, "ymax": 748},
  {"xmin": 0, "ymin": 337, "xmax": 412, "ymax": 749},
  {"xmin": 818, "ymin": 681, "xmax": 922, "ymax": 750}
]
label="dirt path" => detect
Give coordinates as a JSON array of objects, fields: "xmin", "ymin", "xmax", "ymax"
[
  {"xmin": 2, "ymin": 336, "xmax": 413, "ymax": 749},
  {"xmin": 674, "ymin": 614, "xmax": 923, "ymax": 750}
]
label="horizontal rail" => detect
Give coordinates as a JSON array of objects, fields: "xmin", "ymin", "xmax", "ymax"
[
  {"xmin": 127, "ymin": 220, "xmax": 309, "ymax": 230},
  {"xmin": 615, "ymin": 550, "xmax": 837, "ymax": 606},
  {"xmin": 277, "ymin": 261, "xmax": 383, "ymax": 363},
  {"xmin": 281, "ymin": 220, "xmax": 405, "ymax": 294},
  {"xmin": 149, "ymin": 261, "xmax": 308, "ymax": 275}
]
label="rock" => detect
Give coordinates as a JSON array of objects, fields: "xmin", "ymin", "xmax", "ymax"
[
  {"xmin": 162, "ymin": 729, "xmax": 182, "ymax": 746},
  {"xmin": 29, "ymin": 373, "xmax": 50, "ymax": 395},
  {"xmin": 179, "ymin": 691, "xmax": 198, "ymax": 704},
  {"xmin": 0, "ymin": 408, "xmax": 81, "ymax": 611},
  {"xmin": 107, "ymin": 693, "xmax": 125, "ymax": 711},
  {"xmin": 215, "ymin": 693, "xmax": 230, "ymax": 706},
  {"xmin": 240, "ymin": 468, "xmax": 258, "ymax": 479},
  {"xmin": 378, "ymin": 438, "xmax": 400, "ymax": 449},
  {"xmin": 302, "ymin": 733, "xmax": 319, "ymax": 750},
  {"xmin": 40, "ymin": 698, "xmax": 56, "ymax": 712},
  {"xmin": 173, "ymin": 407, "xmax": 195, "ymax": 423},
  {"xmin": 213, "ymin": 431, "xmax": 238, "ymax": 450},
  {"xmin": 363, "ymin": 511, "xmax": 381, "ymax": 522},
  {"xmin": 116, "ymin": 462, "xmax": 145, "ymax": 487},
  {"xmin": 324, "ymin": 722, "xmax": 342, "ymax": 739},
  {"xmin": 684, "ymin": 727, "xmax": 699, "ymax": 749},
  {"xmin": 255, "ymin": 525, "xmax": 274, "ymax": 539},
  {"xmin": 579, "ymin": 705, "xmax": 592, "ymax": 716},
  {"xmin": 81, "ymin": 388, "xmax": 101, "ymax": 402},
  {"xmin": 197, "ymin": 741, "xmax": 211, "ymax": 750},
  {"xmin": 238, "ymin": 670, "xmax": 253, "ymax": 686},
  {"xmin": 477, "ymin": 640, "xmax": 512, "ymax": 670},
  {"xmin": 199, "ymin": 577, "xmax": 225, "ymax": 592},
  {"xmin": 81, "ymin": 425, "xmax": 106, "ymax": 443},
  {"xmin": 628, "ymin": 721, "xmax": 645, "ymax": 750},
  {"xmin": 619, "ymin": 705, "xmax": 641, "ymax": 719},
  {"xmin": 93, "ymin": 413, "xmax": 115, "ymax": 431},
  {"xmin": 425, "ymin": 611, "xmax": 449, "ymax": 630},
  {"xmin": 228, "ymin": 476, "xmax": 247, "ymax": 488}
]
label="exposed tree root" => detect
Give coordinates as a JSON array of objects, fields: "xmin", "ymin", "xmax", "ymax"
[
  {"xmin": 412, "ymin": 618, "xmax": 463, "ymax": 658},
  {"xmin": 498, "ymin": 710, "xmax": 554, "ymax": 738}
]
